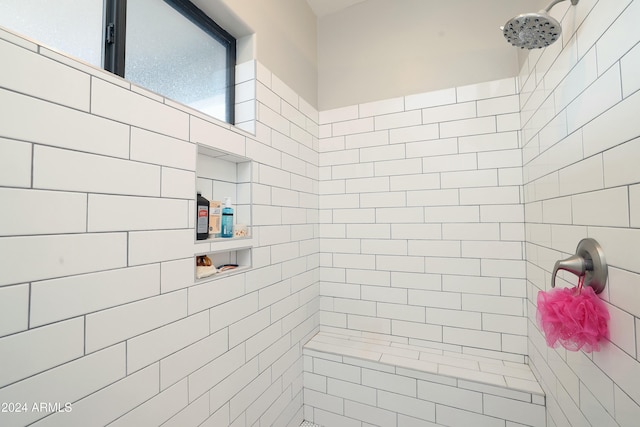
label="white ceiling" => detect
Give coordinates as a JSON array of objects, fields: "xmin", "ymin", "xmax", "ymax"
[
  {"xmin": 306, "ymin": 0, "xmax": 368, "ymax": 17},
  {"xmin": 306, "ymin": 0, "xmax": 548, "ymax": 18}
]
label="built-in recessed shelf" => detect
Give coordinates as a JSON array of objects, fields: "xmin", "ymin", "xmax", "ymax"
[
  {"xmin": 195, "ymin": 236, "xmax": 255, "ymax": 252},
  {"xmin": 195, "ymin": 144, "xmax": 253, "ymax": 282},
  {"xmin": 195, "ymin": 246, "xmax": 252, "ymax": 283}
]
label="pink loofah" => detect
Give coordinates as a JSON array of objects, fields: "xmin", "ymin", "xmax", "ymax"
[{"xmin": 536, "ymin": 279, "xmax": 609, "ymax": 352}]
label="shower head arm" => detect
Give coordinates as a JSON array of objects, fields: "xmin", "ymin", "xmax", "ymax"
[{"xmin": 543, "ymin": 0, "xmax": 579, "ymax": 13}]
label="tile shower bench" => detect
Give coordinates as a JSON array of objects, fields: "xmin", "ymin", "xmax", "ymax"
[{"xmin": 302, "ymin": 331, "xmax": 545, "ymax": 427}]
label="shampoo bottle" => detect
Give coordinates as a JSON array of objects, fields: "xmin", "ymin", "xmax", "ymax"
[
  {"xmin": 196, "ymin": 193, "xmax": 210, "ymax": 240},
  {"xmin": 221, "ymin": 197, "xmax": 234, "ymax": 238}
]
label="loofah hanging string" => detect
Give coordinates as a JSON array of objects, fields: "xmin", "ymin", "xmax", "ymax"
[{"xmin": 536, "ymin": 276, "xmax": 609, "ymax": 352}]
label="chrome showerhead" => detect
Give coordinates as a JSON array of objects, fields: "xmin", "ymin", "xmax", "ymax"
[
  {"xmin": 502, "ymin": 11, "xmax": 561, "ymax": 49},
  {"xmin": 501, "ymin": 0, "xmax": 579, "ymax": 49}
]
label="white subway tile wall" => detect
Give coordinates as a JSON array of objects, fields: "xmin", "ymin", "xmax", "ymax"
[
  {"xmin": 319, "ymin": 70, "xmax": 527, "ymax": 359},
  {"xmin": 2, "ymin": 0, "xmax": 640, "ymax": 425},
  {"xmin": 0, "ymin": 26, "xmax": 317, "ymax": 427},
  {"xmin": 521, "ymin": 1, "xmax": 640, "ymax": 427}
]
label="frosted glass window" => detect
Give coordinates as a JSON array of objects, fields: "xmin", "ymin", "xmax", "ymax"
[
  {"xmin": 0, "ymin": 0, "xmax": 236, "ymax": 124},
  {"xmin": 125, "ymin": 0, "xmax": 232, "ymax": 122},
  {"xmin": 0, "ymin": 0, "xmax": 103, "ymax": 67}
]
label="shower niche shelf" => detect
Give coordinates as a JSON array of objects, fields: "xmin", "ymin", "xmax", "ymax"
[
  {"xmin": 194, "ymin": 143, "xmax": 253, "ymax": 282},
  {"xmin": 195, "ymin": 243, "xmax": 253, "ymax": 283}
]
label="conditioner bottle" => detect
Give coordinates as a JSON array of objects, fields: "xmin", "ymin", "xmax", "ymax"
[{"xmin": 221, "ymin": 197, "xmax": 234, "ymax": 238}]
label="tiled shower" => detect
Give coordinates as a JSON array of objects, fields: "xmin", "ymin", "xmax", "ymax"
[{"xmin": 0, "ymin": 0, "xmax": 640, "ymax": 426}]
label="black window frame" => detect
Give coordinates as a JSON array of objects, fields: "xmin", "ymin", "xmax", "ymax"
[{"xmin": 104, "ymin": 0, "xmax": 236, "ymax": 124}]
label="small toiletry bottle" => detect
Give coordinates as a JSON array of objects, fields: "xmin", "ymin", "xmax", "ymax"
[
  {"xmin": 196, "ymin": 193, "xmax": 210, "ymax": 240},
  {"xmin": 221, "ymin": 197, "xmax": 234, "ymax": 238}
]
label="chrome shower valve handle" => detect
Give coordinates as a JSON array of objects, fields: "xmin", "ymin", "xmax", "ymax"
[
  {"xmin": 551, "ymin": 238, "xmax": 607, "ymax": 294},
  {"xmin": 552, "ymin": 254, "xmax": 588, "ymax": 286}
]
